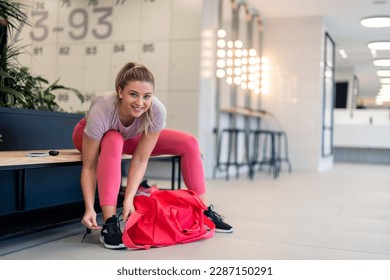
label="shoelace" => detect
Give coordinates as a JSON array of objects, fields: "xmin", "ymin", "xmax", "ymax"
[
  {"xmin": 207, "ymin": 205, "xmax": 225, "ymax": 223},
  {"xmin": 81, "ymin": 213, "xmax": 123, "ymax": 243}
]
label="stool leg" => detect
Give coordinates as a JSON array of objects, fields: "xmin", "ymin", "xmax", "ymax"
[{"xmin": 282, "ymin": 133, "xmax": 292, "ymax": 173}]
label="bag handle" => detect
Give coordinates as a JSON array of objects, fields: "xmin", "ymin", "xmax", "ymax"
[
  {"xmin": 170, "ymin": 208, "xmax": 201, "ymax": 233},
  {"xmin": 122, "ymin": 211, "xmax": 152, "ymax": 250},
  {"xmin": 180, "ymin": 215, "xmax": 216, "ymax": 244}
]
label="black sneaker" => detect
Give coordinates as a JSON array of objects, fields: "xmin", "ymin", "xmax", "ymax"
[
  {"xmin": 99, "ymin": 215, "xmax": 126, "ymax": 249},
  {"xmin": 204, "ymin": 205, "xmax": 233, "ymax": 233}
]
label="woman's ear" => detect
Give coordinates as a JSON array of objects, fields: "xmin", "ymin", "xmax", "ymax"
[{"xmin": 118, "ymin": 88, "xmax": 123, "ymax": 99}]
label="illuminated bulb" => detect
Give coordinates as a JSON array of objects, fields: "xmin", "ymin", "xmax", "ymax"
[
  {"xmin": 235, "ymin": 49, "xmax": 243, "ymax": 57},
  {"xmin": 234, "ymin": 67, "xmax": 242, "ymax": 76},
  {"xmin": 216, "ymin": 59, "xmax": 226, "ymax": 68},
  {"xmin": 217, "ymin": 49, "xmax": 226, "ymax": 58},
  {"xmin": 234, "ymin": 40, "xmax": 243, "ymax": 48},
  {"xmin": 234, "ymin": 58, "xmax": 242, "ymax": 67},
  {"xmin": 216, "ymin": 69, "xmax": 225, "ymax": 78},
  {"xmin": 217, "ymin": 29, "xmax": 227, "ymax": 38},
  {"xmin": 249, "ymin": 49, "xmax": 257, "ymax": 56},
  {"xmin": 226, "ymin": 67, "xmax": 233, "ymax": 75},
  {"xmin": 217, "ymin": 39, "xmax": 226, "ymax": 48},
  {"xmin": 234, "ymin": 77, "xmax": 242, "ymax": 85}
]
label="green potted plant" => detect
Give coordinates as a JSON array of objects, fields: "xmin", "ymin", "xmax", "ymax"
[
  {"xmin": 0, "ymin": 0, "xmax": 84, "ymax": 150},
  {"xmin": 0, "ymin": 0, "xmax": 84, "ymax": 110}
]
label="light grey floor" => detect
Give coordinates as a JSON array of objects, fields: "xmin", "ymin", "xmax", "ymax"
[{"xmin": 1, "ymin": 163, "xmax": 390, "ymax": 260}]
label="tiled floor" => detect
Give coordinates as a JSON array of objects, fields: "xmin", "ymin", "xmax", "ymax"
[{"xmin": 1, "ymin": 163, "xmax": 390, "ymax": 260}]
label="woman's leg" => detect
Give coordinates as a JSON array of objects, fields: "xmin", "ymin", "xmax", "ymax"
[
  {"xmin": 72, "ymin": 118, "xmax": 86, "ymax": 152},
  {"xmin": 73, "ymin": 120, "xmax": 125, "ymax": 221},
  {"xmin": 123, "ymin": 128, "xmax": 206, "ymax": 196},
  {"xmin": 98, "ymin": 130, "xmax": 124, "ymax": 221}
]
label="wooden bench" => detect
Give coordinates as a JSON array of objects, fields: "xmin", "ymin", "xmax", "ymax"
[{"xmin": 0, "ymin": 149, "xmax": 181, "ymax": 212}]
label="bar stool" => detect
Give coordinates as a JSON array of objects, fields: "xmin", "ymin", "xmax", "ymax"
[
  {"xmin": 274, "ymin": 131, "xmax": 292, "ymax": 173},
  {"xmin": 248, "ymin": 129, "xmax": 279, "ymax": 179},
  {"xmin": 214, "ymin": 128, "xmax": 249, "ymax": 180}
]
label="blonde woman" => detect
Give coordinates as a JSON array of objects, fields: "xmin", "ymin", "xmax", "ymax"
[{"xmin": 72, "ymin": 62, "xmax": 232, "ymax": 249}]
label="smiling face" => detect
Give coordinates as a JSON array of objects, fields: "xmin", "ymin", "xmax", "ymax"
[{"xmin": 118, "ymin": 81, "xmax": 153, "ymax": 122}]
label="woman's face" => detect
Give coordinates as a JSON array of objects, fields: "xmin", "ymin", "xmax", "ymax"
[{"xmin": 118, "ymin": 81, "xmax": 153, "ymax": 119}]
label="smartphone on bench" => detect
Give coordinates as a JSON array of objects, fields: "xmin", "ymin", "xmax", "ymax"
[
  {"xmin": 26, "ymin": 151, "xmax": 59, "ymax": 157},
  {"xmin": 26, "ymin": 152, "xmax": 49, "ymax": 157}
]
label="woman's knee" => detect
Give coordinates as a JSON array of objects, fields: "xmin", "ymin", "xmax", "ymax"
[
  {"xmin": 101, "ymin": 130, "xmax": 124, "ymax": 153},
  {"xmin": 181, "ymin": 133, "xmax": 201, "ymax": 154}
]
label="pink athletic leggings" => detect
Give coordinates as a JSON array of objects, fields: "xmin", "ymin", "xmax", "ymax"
[{"xmin": 72, "ymin": 118, "xmax": 206, "ymax": 206}]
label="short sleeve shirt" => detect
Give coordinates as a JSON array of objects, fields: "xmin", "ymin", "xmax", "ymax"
[{"xmin": 84, "ymin": 92, "xmax": 166, "ymax": 141}]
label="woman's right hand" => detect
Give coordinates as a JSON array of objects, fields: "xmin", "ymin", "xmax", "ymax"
[
  {"xmin": 122, "ymin": 197, "xmax": 136, "ymax": 223},
  {"xmin": 81, "ymin": 209, "xmax": 101, "ymax": 230}
]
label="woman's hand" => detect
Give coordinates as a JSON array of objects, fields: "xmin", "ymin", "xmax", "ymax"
[
  {"xmin": 122, "ymin": 197, "xmax": 136, "ymax": 223},
  {"xmin": 81, "ymin": 209, "xmax": 101, "ymax": 230}
]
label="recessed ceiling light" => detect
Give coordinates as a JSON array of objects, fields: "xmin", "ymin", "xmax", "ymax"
[
  {"xmin": 377, "ymin": 70, "xmax": 390, "ymax": 76},
  {"xmin": 373, "ymin": 59, "xmax": 390, "ymax": 66},
  {"xmin": 380, "ymin": 78, "xmax": 390, "ymax": 83},
  {"xmin": 361, "ymin": 16, "xmax": 390, "ymax": 27},
  {"xmin": 339, "ymin": 49, "xmax": 348, "ymax": 59},
  {"xmin": 368, "ymin": 41, "xmax": 390, "ymax": 50}
]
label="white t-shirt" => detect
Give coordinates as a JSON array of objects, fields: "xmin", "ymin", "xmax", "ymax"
[{"xmin": 84, "ymin": 92, "xmax": 166, "ymax": 141}]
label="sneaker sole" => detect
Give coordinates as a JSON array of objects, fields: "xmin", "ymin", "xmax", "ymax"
[
  {"xmin": 215, "ymin": 228, "xmax": 234, "ymax": 233},
  {"xmin": 99, "ymin": 235, "xmax": 127, "ymax": 249}
]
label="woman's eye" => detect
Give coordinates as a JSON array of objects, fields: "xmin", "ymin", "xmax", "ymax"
[
  {"xmin": 143, "ymin": 95, "xmax": 151, "ymax": 100},
  {"xmin": 130, "ymin": 92, "xmax": 137, "ymax": 97}
]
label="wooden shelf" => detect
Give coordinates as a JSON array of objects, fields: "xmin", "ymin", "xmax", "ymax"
[{"xmin": 220, "ymin": 107, "xmax": 268, "ymax": 118}]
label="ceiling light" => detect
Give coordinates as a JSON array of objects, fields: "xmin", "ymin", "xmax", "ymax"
[
  {"xmin": 380, "ymin": 78, "xmax": 390, "ymax": 83},
  {"xmin": 377, "ymin": 70, "xmax": 390, "ymax": 76},
  {"xmin": 368, "ymin": 41, "xmax": 390, "ymax": 50},
  {"xmin": 361, "ymin": 16, "xmax": 390, "ymax": 27},
  {"xmin": 339, "ymin": 49, "xmax": 348, "ymax": 59},
  {"xmin": 373, "ymin": 59, "xmax": 390, "ymax": 66}
]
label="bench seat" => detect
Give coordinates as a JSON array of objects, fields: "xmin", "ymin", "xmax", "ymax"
[{"xmin": 0, "ymin": 149, "xmax": 181, "ymax": 214}]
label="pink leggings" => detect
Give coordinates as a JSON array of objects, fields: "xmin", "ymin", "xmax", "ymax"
[{"xmin": 72, "ymin": 118, "xmax": 206, "ymax": 206}]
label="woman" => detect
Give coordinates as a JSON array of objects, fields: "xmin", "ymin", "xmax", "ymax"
[{"xmin": 72, "ymin": 62, "xmax": 232, "ymax": 249}]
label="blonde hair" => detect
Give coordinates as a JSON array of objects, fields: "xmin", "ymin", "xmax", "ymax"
[{"xmin": 115, "ymin": 62, "xmax": 156, "ymax": 137}]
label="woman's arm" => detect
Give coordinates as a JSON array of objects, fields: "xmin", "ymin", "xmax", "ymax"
[
  {"xmin": 122, "ymin": 130, "xmax": 161, "ymax": 222},
  {"xmin": 80, "ymin": 133, "xmax": 101, "ymax": 229}
]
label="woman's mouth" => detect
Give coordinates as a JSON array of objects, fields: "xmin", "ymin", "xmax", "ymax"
[{"xmin": 131, "ymin": 105, "xmax": 143, "ymax": 113}]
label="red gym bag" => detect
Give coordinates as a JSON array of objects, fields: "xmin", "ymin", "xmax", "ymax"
[{"xmin": 122, "ymin": 190, "xmax": 215, "ymax": 249}]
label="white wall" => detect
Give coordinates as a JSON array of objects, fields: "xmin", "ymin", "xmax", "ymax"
[{"xmin": 262, "ymin": 16, "xmax": 333, "ymax": 171}]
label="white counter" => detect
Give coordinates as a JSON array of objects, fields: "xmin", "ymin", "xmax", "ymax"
[{"xmin": 334, "ymin": 109, "xmax": 390, "ymax": 149}]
